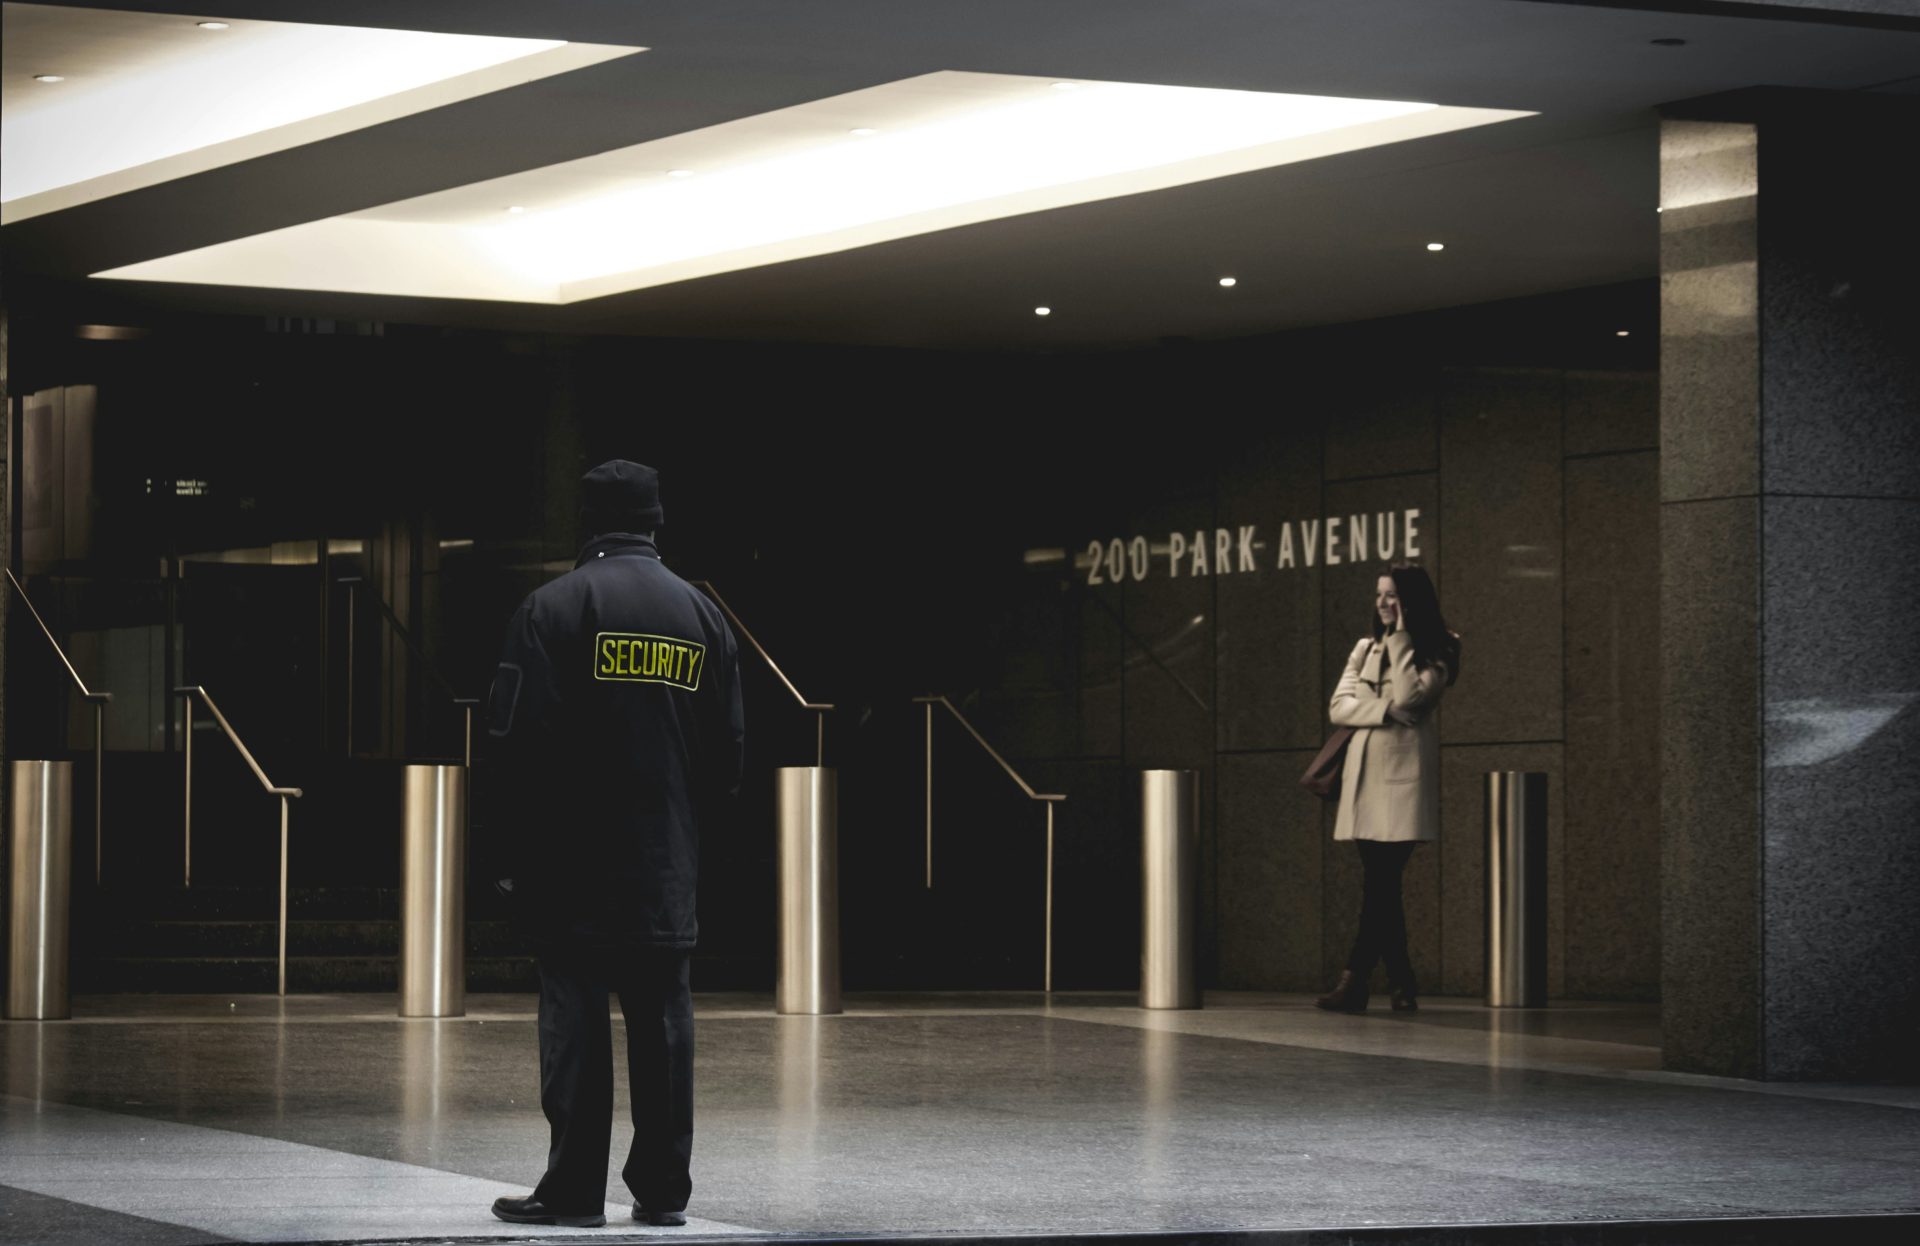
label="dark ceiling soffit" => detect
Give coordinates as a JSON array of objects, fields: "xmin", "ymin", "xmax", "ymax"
[
  {"xmin": 1656, "ymin": 83, "xmax": 1920, "ymax": 119},
  {"xmin": 1516, "ymin": 0, "xmax": 1920, "ymax": 31}
]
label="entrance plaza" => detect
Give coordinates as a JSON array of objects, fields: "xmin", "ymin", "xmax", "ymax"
[
  {"xmin": 4, "ymin": 992, "xmax": 1916, "ymax": 1245},
  {"xmin": 5, "ymin": 3, "xmax": 1920, "ymax": 1245}
]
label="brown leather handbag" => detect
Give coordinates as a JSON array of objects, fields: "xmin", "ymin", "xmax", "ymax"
[{"xmin": 1299, "ymin": 727, "xmax": 1355, "ymax": 801}]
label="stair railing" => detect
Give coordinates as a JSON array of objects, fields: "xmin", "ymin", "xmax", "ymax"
[
  {"xmin": 913, "ymin": 694, "xmax": 1067, "ymax": 992},
  {"xmin": 174, "ymin": 685, "xmax": 303, "ymax": 995},
  {"xmin": 5, "ymin": 567, "xmax": 113, "ymax": 885},
  {"xmin": 692, "ymin": 581, "xmax": 832, "ymax": 766},
  {"xmin": 336, "ymin": 577, "xmax": 480, "ymax": 766}
]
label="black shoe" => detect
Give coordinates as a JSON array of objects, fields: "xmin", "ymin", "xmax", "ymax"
[
  {"xmin": 492, "ymin": 1195, "xmax": 606, "ymax": 1228},
  {"xmin": 633, "ymin": 1203, "xmax": 688, "ymax": 1226},
  {"xmin": 1314, "ymin": 969, "xmax": 1370, "ymax": 1014}
]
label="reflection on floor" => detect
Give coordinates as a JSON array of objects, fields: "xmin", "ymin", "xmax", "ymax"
[{"xmin": 3, "ymin": 992, "xmax": 1917, "ymax": 1245}]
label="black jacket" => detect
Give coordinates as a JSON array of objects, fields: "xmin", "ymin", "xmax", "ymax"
[{"xmin": 484, "ymin": 532, "xmax": 745, "ymax": 948}]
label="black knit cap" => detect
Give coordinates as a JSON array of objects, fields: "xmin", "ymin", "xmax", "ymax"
[{"xmin": 581, "ymin": 459, "xmax": 664, "ymax": 534}]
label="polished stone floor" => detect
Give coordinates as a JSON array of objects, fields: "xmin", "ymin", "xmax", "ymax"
[{"xmin": 2, "ymin": 992, "xmax": 1917, "ymax": 1245}]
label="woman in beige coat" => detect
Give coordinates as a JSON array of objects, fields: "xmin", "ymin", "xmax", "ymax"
[{"xmin": 1315, "ymin": 563, "xmax": 1459, "ymax": 1014}]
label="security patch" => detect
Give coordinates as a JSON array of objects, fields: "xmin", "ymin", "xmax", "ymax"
[{"xmin": 595, "ymin": 632, "xmax": 705, "ymax": 691}]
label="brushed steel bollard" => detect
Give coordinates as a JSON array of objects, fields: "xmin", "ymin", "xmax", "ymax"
[
  {"xmin": 776, "ymin": 766, "xmax": 840, "ymax": 1016},
  {"xmin": 7, "ymin": 761, "xmax": 73, "ymax": 1020},
  {"xmin": 1141, "ymin": 769, "xmax": 1200, "ymax": 1010},
  {"xmin": 400, "ymin": 765, "xmax": 467, "ymax": 1018},
  {"xmin": 1485, "ymin": 771, "xmax": 1549, "ymax": 1008}
]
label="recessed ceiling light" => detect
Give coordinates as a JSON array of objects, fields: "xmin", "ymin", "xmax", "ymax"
[
  {"xmin": 506, "ymin": 205, "xmax": 526, "ymax": 214},
  {"xmin": 849, "ymin": 127, "xmax": 877, "ymax": 137},
  {"xmin": 1425, "ymin": 241, "xmax": 1445, "ymax": 251},
  {"xmin": 197, "ymin": 21, "xmax": 230, "ymax": 30},
  {"xmin": 98, "ymin": 72, "xmax": 1533, "ymax": 302},
  {"xmin": 1034, "ymin": 306, "xmax": 1052, "ymax": 317},
  {"xmin": 1616, "ymin": 330, "xmax": 1631, "ymax": 337},
  {"xmin": 1218, "ymin": 276, "xmax": 1237, "ymax": 288},
  {"xmin": 1655, "ymin": 206, "xmax": 1664, "ymax": 213},
  {"xmin": 1051, "ymin": 82, "xmax": 1080, "ymax": 90},
  {"xmin": 667, "ymin": 169, "xmax": 694, "ymax": 178},
  {"xmin": 33, "ymin": 75, "xmax": 65, "ymax": 83}
]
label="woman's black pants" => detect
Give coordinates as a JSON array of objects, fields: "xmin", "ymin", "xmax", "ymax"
[
  {"xmin": 1346, "ymin": 840, "xmax": 1419, "ymax": 986},
  {"xmin": 532, "ymin": 945, "xmax": 694, "ymax": 1215}
]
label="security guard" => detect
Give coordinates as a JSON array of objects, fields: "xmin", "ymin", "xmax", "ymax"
[{"xmin": 488, "ymin": 460, "xmax": 745, "ymax": 1229}]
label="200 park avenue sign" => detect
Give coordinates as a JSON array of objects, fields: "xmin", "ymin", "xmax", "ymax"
[{"xmin": 1081, "ymin": 508, "xmax": 1423, "ymax": 585}]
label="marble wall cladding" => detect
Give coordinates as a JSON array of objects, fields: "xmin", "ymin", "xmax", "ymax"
[
  {"xmin": 974, "ymin": 581, "xmax": 1081, "ymax": 761},
  {"xmin": 1323, "ymin": 367, "xmax": 1440, "ymax": 482},
  {"xmin": 1564, "ymin": 451, "xmax": 1662, "ymax": 999},
  {"xmin": 1123, "ymin": 497, "xmax": 1217, "ymax": 771},
  {"xmin": 1079, "ymin": 587, "xmax": 1124, "ymax": 758},
  {"xmin": 1759, "ymin": 123, "xmax": 1920, "ymax": 500},
  {"xmin": 1438, "ymin": 743, "xmax": 1566, "ymax": 999},
  {"xmin": 1214, "ymin": 423, "xmax": 1324, "ymax": 752},
  {"xmin": 1565, "ymin": 371, "xmax": 1657, "ymax": 458},
  {"xmin": 1320, "ymin": 475, "xmax": 1441, "ymax": 709},
  {"xmin": 1215, "ymin": 751, "xmax": 1324, "ymax": 990},
  {"xmin": 1760, "ymin": 497, "xmax": 1920, "ymax": 1079},
  {"xmin": 1438, "ymin": 367, "xmax": 1564, "ymax": 745},
  {"xmin": 1659, "ymin": 120, "xmax": 1759, "ymax": 505},
  {"xmin": 1659, "ymin": 495, "xmax": 1764, "ymax": 1078}
]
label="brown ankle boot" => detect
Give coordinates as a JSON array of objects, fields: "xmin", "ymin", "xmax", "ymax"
[{"xmin": 1314, "ymin": 970, "xmax": 1370, "ymax": 1013}]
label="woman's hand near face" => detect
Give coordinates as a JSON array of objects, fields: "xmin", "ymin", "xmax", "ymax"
[{"xmin": 1386, "ymin": 704, "xmax": 1418, "ymax": 727}]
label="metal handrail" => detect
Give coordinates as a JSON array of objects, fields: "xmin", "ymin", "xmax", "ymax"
[
  {"xmin": 914, "ymin": 694, "xmax": 1067, "ymax": 992},
  {"xmin": 692, "ymin": 581, "xmax": 832, "ymax": 767},
  {"xmin": 174, "ymin": 684, "xmax": 302, "ymax": 996},
  {"xmin": 5, "ymin": 567, "xmax": 112, "ymax": 885},
  {"xmin": 337, "ymin": 577, "xmax": 480, "ymax": 766}
]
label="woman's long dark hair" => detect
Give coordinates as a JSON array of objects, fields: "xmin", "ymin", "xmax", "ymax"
[{"xmin": 1370, "ymin": 562, "xmax": 1461, "ymax": 686}]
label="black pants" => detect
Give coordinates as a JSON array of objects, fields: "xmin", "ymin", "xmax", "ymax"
[
  {"xmin": 533, "ymin": 946, "xmax": 693, "ymax": 1214},
  {"xmin": 1346, "ymin": 840, "xmax": 1419, "ymax": 986}
]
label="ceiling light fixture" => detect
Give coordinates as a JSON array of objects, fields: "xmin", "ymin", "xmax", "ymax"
[
  {"xmin": 97, "ymin": 72, "xmax": 1532, "ymax": 302},
  {"xmin": 3, "ymin": 17, "xmax": 640, "ymax": 222},
  {"xmin": 507, "ymin": 205, "xmax": 526, "ymax": 213},
  {"xmin": 849, "ymin": 127, "xmax": 877, "ymax": 137},
  {"xmin": 1051, "ymin": 81, "xmax": 1080, "ymax": 90},
  {"xmin": 1034, "ymin": 306, "xmax": 1052, "ymax": 317},
  {"xmin": 1616, "ymin": 330, "xmax": 1631, "ymax": 337},
  {"xmin": 1426, "ymin": 241, "xmax": 1445, "ymax": 251},
  {"xmin": 1218, "ymin": 276, "xmax": 1237, "ymax": 287}
]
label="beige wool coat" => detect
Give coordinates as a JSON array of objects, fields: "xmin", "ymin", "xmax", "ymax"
[{"xmin": 1328, "ymin": 631, "xmax": 1449, "ymax": 843}]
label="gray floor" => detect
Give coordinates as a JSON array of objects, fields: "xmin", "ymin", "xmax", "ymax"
[{"xmin": 3, "ymin": 992, "xmax": 1917, "ymax": 1244}]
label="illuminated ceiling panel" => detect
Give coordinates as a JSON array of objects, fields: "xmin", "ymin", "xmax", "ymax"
[
  {"xmin": 96, "ymin": 72, "xmax": 1532, "ymax": 302},
  {"xmin": 1, "ymin": 2, "xmax": 640, "ymax": 221}
]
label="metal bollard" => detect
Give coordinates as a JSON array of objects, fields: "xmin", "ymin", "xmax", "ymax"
[
  {"xmin": 8, "ymin": 761, "xmax": 73, "ymax": 1020},
  {"xmin": 400, "ymin": 765, "xmax": 466, "ymax": 1018},
  {"xmin": 776, "ymin": 766, "xmax": 840, "ymax": 1016},
  {"xmin": 1141, "ymin": 769, "xmax": 1200, "ymax": 1010},
  {"xmin": 1485, "ymin": 771, "xmax": 1549, "ymax": 1008}
]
